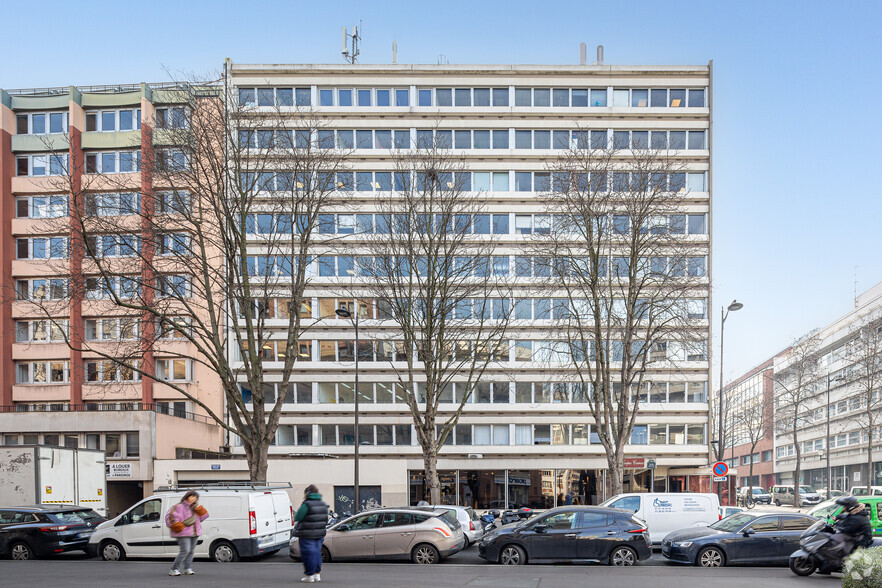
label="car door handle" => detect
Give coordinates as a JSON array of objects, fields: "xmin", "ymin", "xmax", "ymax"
[
  {"xmin": 364, "ymin": 536, "xmax": 373, "ymax": 539},
  {"xmin": 152, "ymin": 525, "xmax": 161, "ymax": 529},
  {"xmin": 565, "ymin": 533, "xmax": 579, "ymax": 538},
  {"xmin": 400, "ymin": 532, "xmax": 413, "ymax": 536},
  {"xmin": 606, "ymin": 531, "xmax": 616, "ymax": 535}
]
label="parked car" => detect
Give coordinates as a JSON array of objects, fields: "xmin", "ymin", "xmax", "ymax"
[
  {"xmin": 0, "ymin": 506, "xmax": 105, "ymax": 560},
  {"xmin": 816, "ymin": 489, "xmax": 848, "ymax": 501},
  {"xmin": 807, "ymin": 496, "xmax": 882, "ymax": 536},
  {"xmin": 736, "ymin": 487, "xmax": 772, "ymax": 506},
  {"xmin": 290, "ymin": 507, "xmax": 465, "ymax": 564},
  {"xmin": 599, "ymin": 492, "xmax": 720, "ymax": 544},
  {"xmin": 88, "ymin": 485, "xmax": 292, "ymax": 562},
  {"xmin": 769, "ymin": 485, "xmax": 821, "ymax": 507},
  {"xmin": 851, "ymin": 486, "xmax": 882, "ymax": 497},
  {"xmin": 478, "ymin": 506, "xmax": 651, "ymax": 566},
  {"xmin": 720, "ymin": 506, "xmax": 745, "ymax": 519},
  {"xmin": 424, "ymin": 505, "xmax": 483, "ymax": 545},
  {"xmin": 661, "ymin": 511, "xmax": 817, "ymax": 567}
]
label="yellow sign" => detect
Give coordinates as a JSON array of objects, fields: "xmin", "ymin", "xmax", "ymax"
[
  {"xmin": 98, "ymin": 489, "xmax": 103, "ymax": 496},
  {"xmin": 46, "ymin": 486, "xmax": 52, "ymax": 494}
]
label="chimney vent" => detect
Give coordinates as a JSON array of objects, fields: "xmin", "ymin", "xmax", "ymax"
[
  {"xmin": 596, "ymin": 45, "xmax": 604, "ymax": 65},
  {"xmin": 580, "ymin": 43, "xmax": 587, "ymax": 66}
]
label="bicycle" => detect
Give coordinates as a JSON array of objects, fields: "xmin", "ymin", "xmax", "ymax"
[{"xmin": 736, "ymin": 494, "xmax": 757, "ymax": 509}]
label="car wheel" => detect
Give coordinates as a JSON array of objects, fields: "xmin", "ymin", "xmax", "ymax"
[
  {"xmin": 411, "ymin": 543, "xmax": 440, "ymax": 564},
  {"xmin": 100, "ymin": 540, "xmax": 126, "ymax": 561},
  {"xmin": 210, "ymin": 540, "xmax": 239, "ymax": 563},
  {"xmin": 321, "ymin": 546, "xmax": 331, "ymax": 563},
  {"xmin": 609, "ymin": 546, "xmax": 637, "ymax": 566},
  {"xmin": 774, "ymin": 499, "xmax": 780, "ymax": 506},
  {"xmin": 10, "ymin": 542, "xmax": 33, "ymax": 561},
  {"xmin": 499, "ymin": 544, "xmax": 526, "ymax": 565},
  {"xmin": 698, "ymin": 547, "xmax": 725, "ymax": 568}
]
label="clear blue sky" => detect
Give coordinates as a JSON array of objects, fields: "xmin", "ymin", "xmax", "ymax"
[{"xmin": 3, "ymin": 0, "xmax": 881, "ymax": 384}]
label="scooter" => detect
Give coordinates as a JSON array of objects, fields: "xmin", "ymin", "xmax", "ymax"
[
  {"xmin": 326, "ymin": 510, "xmax": 340, "ymax": 527},
  {"xmin": 789, "ymin": 518, "xmax": 882, "ymax": 576},
  {"xmin": 480, "ymin": 512, "xmax": 497, "ymax": 533}
]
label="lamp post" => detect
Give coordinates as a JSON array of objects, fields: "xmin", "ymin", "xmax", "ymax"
[
  {"xmin": 335, "ymin": 306, "xmax": 360, "ymax": 514},
  {"xmin": 717, "ymin": 300, "xmax": 743, "ymax": 504},
  {"xmin": 825, "ymin": 372, "xmax": 843, "ymax": 497}
]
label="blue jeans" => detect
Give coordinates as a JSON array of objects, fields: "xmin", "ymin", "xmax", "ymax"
[
  {"xmin": 172, "ymin": 536, "xmax": 197, "ymax": 571},
  {"xmin": 299, "ymin": 537, "xmax": 323, "ymax": 576}
]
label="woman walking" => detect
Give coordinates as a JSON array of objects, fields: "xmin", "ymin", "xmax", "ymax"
[
  {"xmin": 166, "ymin": 490, "xmax": 210, "ymax": 576},
  {"xmin": 293, "ymin": 484, "xmax": 329, "ymax": 583}
]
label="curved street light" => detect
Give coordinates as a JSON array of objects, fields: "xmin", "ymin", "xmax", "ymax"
[
  {"xmin": 334, "ymin": 307, "xmax": 360, "ymax": 513},
  {"xmin": 717, "ymin": 299, "xmax": 743, "ymax": 504}
]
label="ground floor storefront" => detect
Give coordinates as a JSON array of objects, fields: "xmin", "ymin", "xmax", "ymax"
[
  {"xmin": 156, "ymin": 455, "xmax": 719, "ymax": 514},
  {"xmin": 776, "ymin": 459, "xmax": 882, "ymax": 492}
]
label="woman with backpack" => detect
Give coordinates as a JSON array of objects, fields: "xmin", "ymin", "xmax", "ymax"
[{"xmin": 165, "ymin": 490, "xmax": 210, "ymax": 576}]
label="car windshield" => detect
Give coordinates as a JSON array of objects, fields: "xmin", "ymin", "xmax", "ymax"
[
  {"xmin": 709, "ymin": 512, "xmax": 756, "ymax": 532},
  {"xmin": 48, "ymin": 510, "xmax": 103, "ymax": 524},
  {"xmin": 808, "ymin": 501, "xmax": 841, "ymax": 519},
  {"xmin": 799, "ymin": 486, "xmax": 816, "ymax": 493},
  {"xmin": 751, "ymin": 488, "xmax": 767, "ymax": 495}
]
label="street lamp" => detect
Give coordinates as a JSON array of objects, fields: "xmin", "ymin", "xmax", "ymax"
[
  {"xmin": 717, "ymin": 300, "xmax": 743, "ymax": 504},
  {"xmin": 825, "ymin": 372, "xmax": 844, "ymax": 497},
  {"xmin": 334, "ymin": 306, "xmax": 361, "ymax": 514}
]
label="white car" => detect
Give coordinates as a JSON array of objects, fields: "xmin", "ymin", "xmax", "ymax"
[
  {"xmin": 600, "ymin": 492, "xmax": 721, "ymax": 545},
  {"xmin": 423, "ymin": 505, "xmax": 484, "ymax": 545},
  {"xmin": 88, "ymin": 486, "xmax": 292, "ymax": 562}
]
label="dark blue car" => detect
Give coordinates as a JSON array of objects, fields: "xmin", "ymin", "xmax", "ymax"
[
  {"xmin": 661, "ymin": 512, "xmax": 817, "ymax": 567},
  {"xmin": 478, "ymin": 506, "xmax": 652, "ymax": 566}
]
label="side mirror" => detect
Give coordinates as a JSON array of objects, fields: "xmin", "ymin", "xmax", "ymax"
[
  {"xmin": 742, "ymin": 527, "xmax": 755, "ymax": 537},
  {"xmin": 336, "ymin": 524, "xmax": 350, "ymax": 532},
  {"xmin": 533, "ymin": 524, "xmax": 548, "ymax": 534}
]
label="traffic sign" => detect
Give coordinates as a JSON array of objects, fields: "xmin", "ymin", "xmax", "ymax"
[
  {"xmin": 712, "ymin": 461, "xmax": 729, "ymax": 477},
  {"xmin": 713, "ymin": 476, "xmax": 728, "ymax": 483},
  {"xmin": 647, "ymin": 459, "xmax": 656, "ymax": 470}
]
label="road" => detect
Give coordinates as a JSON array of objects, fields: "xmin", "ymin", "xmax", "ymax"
[{"xmin": 5, "ymin": 546, "xmax": 841, "ymax": 588}]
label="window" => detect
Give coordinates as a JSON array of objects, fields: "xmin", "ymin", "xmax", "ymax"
[
  {"xmin": 16, "ymin": 153, "xmax": 68, "ymax": 177},
  {"xmin": 85, "ymin": 151, "xmax": 141, "ymax": 174},
  {"xmin": 748, "ymin": 517, "xmax": 780, "ymax": 533},
  {"xmin": 539, "ymin": 511, "xmax": 575, "ymax": 530},
  {"xmin": 17, "ymin": 111, "xmax": 68, "ymax": 135},
  {"xmin": 156, "ymin": 359, "xmax": 190, "ymax": 382},
  {"xmin": 85, "ymin": 109, "xmax": 141, "ymax": 132},
  {"xmin": 155, "ymin": 107, "xmax": 187, "ymax": 129}
]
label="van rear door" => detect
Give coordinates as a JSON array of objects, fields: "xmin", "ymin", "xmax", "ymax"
[
  {"xmin": 271, "ymin": 491, "xmax": 293, "ymax": 545},
  {"xmin": 250, "ymin": 492, "xmax": 277, "ymax": 548}
]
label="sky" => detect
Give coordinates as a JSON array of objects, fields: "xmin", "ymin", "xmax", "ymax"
[{"xmin": 2, "ymin": 0, "xmax": 881, "ymax": 385}]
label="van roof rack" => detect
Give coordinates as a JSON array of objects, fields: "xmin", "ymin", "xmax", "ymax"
[{"xmin": 154, "ymin": 482, "xmax": 292, "ymax": 492}]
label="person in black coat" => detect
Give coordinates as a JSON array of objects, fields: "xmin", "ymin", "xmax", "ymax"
[{"xmin": 294, "ymin": 484, "xmax": 329, "ymax": 583}]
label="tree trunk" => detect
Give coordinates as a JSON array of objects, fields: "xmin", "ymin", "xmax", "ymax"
[
  {"xmin": 606, "ymin": 452, "xmax": 624, "ymax": 498},
  {"xmin": 424, "ymin": 449, "xmax": 441, "ymax": 504},
  {"xmin": 793, "ymin": 448, "xmax": 801, "ymax": 507},
  {"xmin": 868, "ymin": 435, "xmax": 874, "ymax": 488},
  {"xmin": 244, "ymin": 440, "xmax": 269, "ymax": 483}
]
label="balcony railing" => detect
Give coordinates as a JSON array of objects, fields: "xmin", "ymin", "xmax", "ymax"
[{"xmin": 0, "ymin": 402, "xmax": 215, "ymax": 425}]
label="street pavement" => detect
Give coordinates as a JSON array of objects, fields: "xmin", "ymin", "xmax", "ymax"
[{"xmin": 4, "ymin": 545, "xmax": 842, "ymax": 588}]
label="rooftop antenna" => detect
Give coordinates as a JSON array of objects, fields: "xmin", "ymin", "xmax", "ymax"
[
  {"xmin": 342, "ymin": 23, "xmax": 361, "ymax": 64},
  {"xmin": 855, "ymin": 265, "xmax": 859, "ymax": 308}
]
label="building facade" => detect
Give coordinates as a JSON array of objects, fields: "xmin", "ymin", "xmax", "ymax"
[
  {"xmin": 773, "ymin": 282, "xmax": 882, "ymax": 492},
  {"xmin": 723, "ymin": 358, "xmax": 776, "ymax": 491},
  {"xmin": 0, "ymin": 84, "xmax": 224, "ymax": 511},
  {"xmin": 197, "ymin": 61, "xmax": 715, "ymax": 510}
]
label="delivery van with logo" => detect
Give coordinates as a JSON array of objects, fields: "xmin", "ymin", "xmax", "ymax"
[{"xmin": 600, "ymin": 492, "xmax": 720, "ymax": 544}]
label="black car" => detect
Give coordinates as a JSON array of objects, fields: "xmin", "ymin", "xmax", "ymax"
[
  {"xmin": 478, "ymin": 506, "xmax": 651, "ymax": 566},
  {"xmin": 0, "ymin": 506, "xmax": 105, "ymax": 560},
  {"xmin": 661, "ymin": 512, "xmax": 817, "ymax": 567}
]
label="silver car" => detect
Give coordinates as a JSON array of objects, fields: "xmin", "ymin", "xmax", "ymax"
[
  {"xmin": 289, "ymin": 507, "xmax": 465, "ymax": 564},
  {"xmin": 424, "ymin": 505, "xmax": 483, "ymax": 545}
]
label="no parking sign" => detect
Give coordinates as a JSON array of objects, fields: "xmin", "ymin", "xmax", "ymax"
[{"xmin": 712, "ymin": 461, "xmax": 729, "ymax": 477}]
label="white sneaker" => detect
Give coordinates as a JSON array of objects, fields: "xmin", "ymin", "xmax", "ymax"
[
  {"xmin": 314, "ymin": 574, "xmax": 321, "ymax": 582},
  {"xmin": 183, "ymin": 570, "xmax": 195, "ymax": 576},
  {"xmin": 169, "ymin": 570, "xmax": 181, "ymax": 576},
  {"xmin": 300, "ymin": 576, "xmax": 315, "ymax": 583}
]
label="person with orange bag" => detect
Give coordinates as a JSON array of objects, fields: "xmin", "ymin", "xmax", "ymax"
[{"xmin": 165, "ymin": 490, "xmax": 210, "ymax": 576}]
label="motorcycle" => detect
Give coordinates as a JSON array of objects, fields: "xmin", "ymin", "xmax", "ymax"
[
  {"xmin": 789, "ymin": 518, "xmax": 882, "ymax": 576},
  {"xmin": 326, "ymin": 510, "xmax": 340, "ymax": 528},
  {"xmin": 480, "ymin": 512, "xmax": 497, "ymax": 533}
]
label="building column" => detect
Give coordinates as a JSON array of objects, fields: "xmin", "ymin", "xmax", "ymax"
[
  {"xmin": 139, "ymin": 97, "xmax": 155, "ymax": 404},
  {"xmin": 68, "ymin": 99, "xmax": 85, "ymax": 405},
  {"xmin": 0, "ymin": 98, "xmax": 14, "ymax": 406}
]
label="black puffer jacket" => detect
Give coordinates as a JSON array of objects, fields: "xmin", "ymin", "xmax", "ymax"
[
  {"xmin": 836, "ymin": 509, "xmax": 873, "ymax": 547},
  {"xmin": 294, "ymin": 493, "xmax": 329, "ymax": 539}
]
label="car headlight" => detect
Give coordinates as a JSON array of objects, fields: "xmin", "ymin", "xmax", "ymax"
[{"xmin": 673, "ymin": 541, "xmax": 693, "ymax": 548}]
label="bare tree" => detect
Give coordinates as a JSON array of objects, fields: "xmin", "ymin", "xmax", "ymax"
[
  {"xmin": 730, "ymin": 371, "xmax": 774, "ymax": 500},
  {"xmin": 542, "ymin": 135, "xmax": 708, "ymax": 496},
  {"xmin": 847, "ymin": 313, "xmax": 882, "ymax": 488},
  {"xmin": 355, "ymin": 138, "xmax": 512, "ymax": 504},
  {"xmin": 18, "ymin": 76, "xmax": 350, "ymax": 481},
  {"xmin": 775, "ymin": 335, "xmax": 822, "ymax": 507}
]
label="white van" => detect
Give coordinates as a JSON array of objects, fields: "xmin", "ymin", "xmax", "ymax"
[
  {"xmin": 600, "ymin": 492, "xmax": 720, "ymax": 544},
  {"xmin": 88, "ymin": 485, "xmax": 292, "ymax": 562},
  {"xmin": 851, "ymin": 486, "xmax": 882, "ymax": 497}
]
